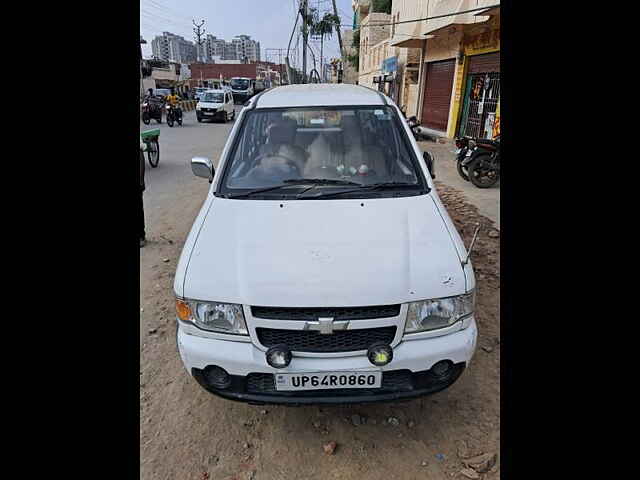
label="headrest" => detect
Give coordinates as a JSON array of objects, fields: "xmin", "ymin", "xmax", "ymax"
[
  {"xmin": 267, "ymin": 121, "xmax": 296, "ymax": 144},
  {"xmin": 341, "ymin": 116, "xmax": 361, "ymax": 135}
]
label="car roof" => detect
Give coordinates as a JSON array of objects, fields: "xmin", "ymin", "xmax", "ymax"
[{"xmin": 254, "ymin": 84, "xmax": 386, "ymax": 109}]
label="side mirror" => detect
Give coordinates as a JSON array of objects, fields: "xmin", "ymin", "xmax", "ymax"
[
  {"xmin": 423, "ymin": 151, "xmax": 436, "ymax": 179},
  {"xmin": 192, "ymin": 157, "xmax": 214, "ymax": 183}
]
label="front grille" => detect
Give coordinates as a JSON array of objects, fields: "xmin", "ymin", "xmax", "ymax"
[
  {"xmin": 246, "ymin": 370, "xmax": 413, "ymax": 395},
  {"xmin": 251, "ymin": 305, "xmax": 401, "ymax": 321},
  {"xmin": 256, "ymin": 326, "xmax": 396, "ymax": 353}
]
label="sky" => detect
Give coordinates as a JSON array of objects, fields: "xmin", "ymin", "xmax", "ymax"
[{"xmin": 140, "ymin": 0, "xmax": 356, "ymax": 70}]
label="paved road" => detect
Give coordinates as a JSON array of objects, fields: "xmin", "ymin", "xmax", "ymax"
[
  {"xmin": 140, "ymin": 108, "xmax": 238, "ymax": 240},
  {"xmin": 139, "ymin": 110, "xmax": 500, "ymax": 480}
]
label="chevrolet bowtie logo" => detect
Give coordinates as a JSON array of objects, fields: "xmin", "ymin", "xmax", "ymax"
[{"xmin": 304, "ymin": 317, "xmax": 350, "ymax": 335}]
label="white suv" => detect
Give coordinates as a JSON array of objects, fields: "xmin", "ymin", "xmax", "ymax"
[{"xmin": 174, "ymin": 84, "xmax": 477, "ymax": 405}]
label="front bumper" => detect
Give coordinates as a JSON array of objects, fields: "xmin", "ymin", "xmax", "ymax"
[
  {"xmin": 197, "ymin": 109, "xmax": 224, "ymax": 119},
  {"xmin": 177, "ymin": 318, "xmax": 477, "ymax": 405}
]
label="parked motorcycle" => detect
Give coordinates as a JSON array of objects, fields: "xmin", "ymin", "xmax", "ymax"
[
  {"xmin": 407, "ymin": 116, "xmax": 428, "ymax": 141},
  {"xmin": 165, "ymin": 104, "xmax": 183, "ymax": 127},
  {"xmin": 454, "ymin": 136, "xmax": 475, "ymax": 181},
  {"xmin": 141, "ymin": 101, "xmax": 162, "ymax": 125},
  {"xmin": 464, "ymin": 135, "xmax": 500, "ymax": 188}
]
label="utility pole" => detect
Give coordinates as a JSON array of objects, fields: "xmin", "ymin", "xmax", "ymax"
[
  {"xmin": 302, "ymin": 0, "xmax": 308, "ymax": 83},
  {"xmin": 193, "ymin": 19, "xmax": 206, "ymax": 63},
  {"xmin": 331, "ymin": 0, "xmax": 344, "ymax": 83},
  {"xmin": 140, "ymin": 37, "xmax": 147, "ymax": 100}
]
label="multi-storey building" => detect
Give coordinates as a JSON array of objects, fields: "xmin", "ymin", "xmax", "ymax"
[
  {"xmin": 204, "ymin": 35, "xmax": 227, "ymax": 62},
  {"xmin": 231, "ymin": 35, "xmax": 261, "ymax": 63},
  {"xmin": 151, "ymin": 32, "xmax": 197, "ymax": 64}
]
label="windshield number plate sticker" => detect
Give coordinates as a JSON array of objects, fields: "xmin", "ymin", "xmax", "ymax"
[{"xmin": 275, "ymin": 371, "xmax": 382, "ymax": 391}]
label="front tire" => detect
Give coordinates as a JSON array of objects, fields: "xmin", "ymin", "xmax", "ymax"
[
  {"xmin": 147, "ymin": 139, "xmax": 160, "ymax": 168},
  {"xmin": 167, "ymin": 114, "xmax": 174, "ymax": 127},
  {"xmin": 142, "ymin": 112, "xmax": 150, "ymax": 125},
  {"xmin": 468, "ymin": 154, "xmax": 499, "ymax": 188},
  {"xmin": 457, "ymin": 158, "xmax": 470, "ymax": 181}
]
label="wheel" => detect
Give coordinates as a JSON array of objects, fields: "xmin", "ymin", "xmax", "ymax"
[
  {"xmin": 457, "ymin": 159, "xmax": 470, "ymax": 181},
  {"xmin": 167, "ymin": 114, "xmax": 174, "ymax": 127},
  {"xmin": 231, "ymin": 110, "xmax": 236, "ymax": 120},
  {"xmin": 147, "ymin": 139, "xmax": 160, "ymax": 168},
  {"xmin": 177, "ymin": 117, "xmax": 182, "ymax": 126},
  {"xmin": 197, "ymin": 115, "xmax": 202, "ymax": 123},
  {"xmin": 468, "ymin": 154, "xmax": 499, "ymax": 188},
  {"xmin": 142, "ymin": 112, "xmax": 150, "ymax": 125},
  {"xmin": 222, "ymin": 111, "xmax": 228, "ymax": 123},
  {"xmin": 156, "ymin": 115, "xmax": 162, "ymax": 124}
]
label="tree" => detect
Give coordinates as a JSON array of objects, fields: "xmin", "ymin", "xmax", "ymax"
[
  {"xmin": 372, "ymin": 0, "xmax": 392, "ymax": 14},
  {"xmin": 310, "ymin": 12, "xmax": 341, "ymax": 81},
  {"xmin": 347, "ymin": 29, "xmax": 360, "ymax": 71}
]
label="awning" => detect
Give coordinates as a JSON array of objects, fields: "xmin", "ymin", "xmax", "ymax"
[
  {"xmin": 389, "ymin": 35, "xmax": 425, "ymax": 48},
  {"xmin": 474, "ymin": 6, "xmax": 500, "ymax": 16}
]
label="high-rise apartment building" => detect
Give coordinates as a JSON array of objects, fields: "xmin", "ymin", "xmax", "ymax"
[
  {"xmin": 231, "ymin": 35, "xmax": 260, "ymax": 62},
  {"xmin": 204, "ymin": 35, "xmax": 227, "ymax": 61},
  {"xmin": 151, "ymin": 32, "xmax": 197, "ymax": 64}
]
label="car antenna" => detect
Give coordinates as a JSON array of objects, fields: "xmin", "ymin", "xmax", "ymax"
[{"xmin": 462, "ymin": 223, "xmax": 481, "ymax": 267}]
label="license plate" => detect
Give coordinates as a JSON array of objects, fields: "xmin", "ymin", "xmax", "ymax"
[
  {"xmin": 204, "ymin": 112, "xmax": 214, "ymax": 115},
  {"xmin": 275, "ymin": 371, "xmax": 382, "ymax": 391}
]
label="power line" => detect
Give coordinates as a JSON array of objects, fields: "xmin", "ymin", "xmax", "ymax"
[
  {"xmin": 349, "ymin": 3, "xmax": 500, "ymax": 29},
  {"xmin": 140, "ymin": 11, "xmax": 193, "ymax": 34},
  {"xmin": 143, "ymin": 0, "xmax": 194, "ymax": 23}
]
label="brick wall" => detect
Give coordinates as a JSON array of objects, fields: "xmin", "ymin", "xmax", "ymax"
[{"xmin": 189, "ymin": 63, "xmax": 258, "ymax": 81}]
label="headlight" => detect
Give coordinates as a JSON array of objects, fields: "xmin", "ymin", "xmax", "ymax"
[
  {"xmin": 404, "ymin": 292, "xmax": 474, "ymax": 334},
  {"xmin": 142, "ymin": 103, "xmax": 148, "ymax": 107},
  {"xmin": 196, "ymin": 105, "xmax": 201, "ymax": 110},
  {"xmin": 175, "ymin": 299, "xmax": 248, "ymax": 335}
]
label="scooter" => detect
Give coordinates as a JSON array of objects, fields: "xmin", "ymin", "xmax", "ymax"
[
  {"xmin": 454, "ymin": 136, "xmax": 475, "ymax": 181},
  {"xmin": 407, "ymin": 116, "xmax": 428, "ymax": 141},
  {"xmin": 165, "ymin": 104, "xmax": 183, "ymax": 127}
]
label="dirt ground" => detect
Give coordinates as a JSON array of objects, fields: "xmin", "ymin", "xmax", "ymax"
[{"xmin": 140, "ymin": 181, "xmax": 500, "ymax": 480}]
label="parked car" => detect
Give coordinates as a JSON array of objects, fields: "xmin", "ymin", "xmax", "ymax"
[
  {"xmin": 174, "ymin": 84, "xmax": 477, "ymax": 405},
  {"xmin": 196, "ymin": 89, "xmax": 235, "ymax": 123}
]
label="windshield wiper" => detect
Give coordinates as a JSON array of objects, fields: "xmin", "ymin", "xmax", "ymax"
[
  {"xmin": 225, "ymin": 178, "xmax": 361, "ymax": 199},
  {"xmin": 298, "ymin": 181, "xmax": 428, "ymax": 199}
]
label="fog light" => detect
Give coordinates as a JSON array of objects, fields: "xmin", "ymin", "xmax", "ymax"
[
  {"xmin": 431, "ymin": 360, "xmax": 453, "ymax": 378},
  {"xmin": 266, "ymin": 345, "xmax": 292, "ymax": 369},
  {"xmin": 367, "ymin": 342, "xmax": 393, "ymax": 366},
  {"xmin": 205, "ymin": 366, "xmax": 231, "ymax": 389}
]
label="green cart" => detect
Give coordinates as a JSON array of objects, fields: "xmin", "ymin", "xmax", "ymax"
[{"xmin": 140, "ymin": 128, "xmax": 160, "ymax": 168}]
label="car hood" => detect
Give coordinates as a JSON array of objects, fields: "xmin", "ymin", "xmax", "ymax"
[{"xmin": 182, "ymin": 195, "xmax": 467, "ymax": 307}]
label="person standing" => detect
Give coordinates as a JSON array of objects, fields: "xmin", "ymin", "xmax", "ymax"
[{"xmin": 140, "ymin": 141, "xmax": 146, "ymax": 247}]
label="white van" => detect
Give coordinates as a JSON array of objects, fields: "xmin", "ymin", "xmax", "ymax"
[
  {"xmin": 196, "ymin": 89, "xmax": 235, "ymax": 123},
  {"xmin": 175, "ymin": 84, "xmax": 477, "ymax": 405}
]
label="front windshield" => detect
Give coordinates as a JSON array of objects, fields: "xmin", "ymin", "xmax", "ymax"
[
  {"xmin": 219, "ymin": 106, "xmax": 425, "ymax": 198},
  {"xmin": 231, "ymin": 79, "xmax": 250, "ymax": 90},
  {"xmin": 203, "ymin": 93, "xmax": 224, "ymax": 103}
]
